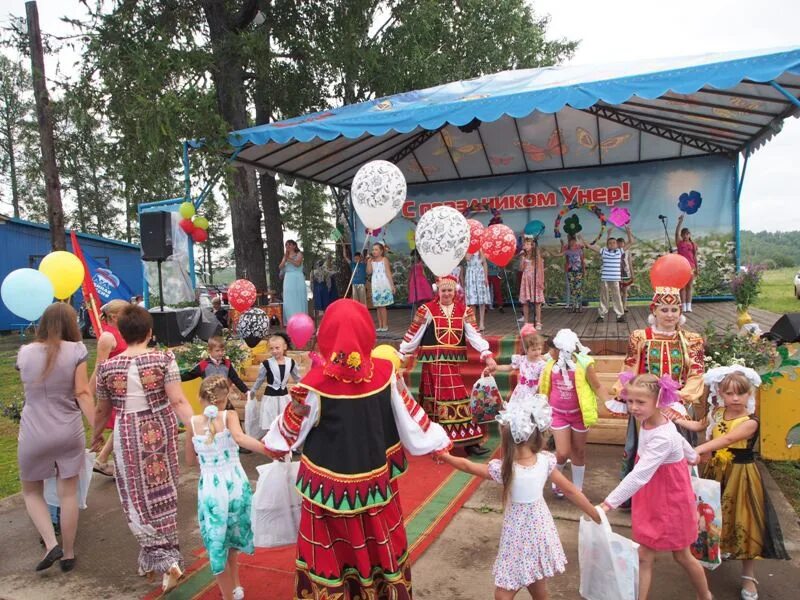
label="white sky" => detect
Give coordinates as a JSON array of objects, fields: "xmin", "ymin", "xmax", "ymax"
[
  {"xmin": 2, "ymin": 0, "xmax": 799, "ymax": 233},
  {"xmin": 532, "ymin": 0, "xmax": 800, "ymax": 232}
]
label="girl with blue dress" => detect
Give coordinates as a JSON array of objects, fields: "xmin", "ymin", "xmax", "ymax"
[{"xmin": 280, "ymin": 240, "xmax": 307, "ymax": 322}]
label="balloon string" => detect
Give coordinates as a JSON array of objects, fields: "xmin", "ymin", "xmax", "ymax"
[
  {"xmin": 502, "ymin": 267, "xmax": 526, "ymax": 353},
  {"xmin": 344, "ymin": 233, "xmax": 373, "ymax": 299}
]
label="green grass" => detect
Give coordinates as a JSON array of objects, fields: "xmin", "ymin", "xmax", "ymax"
[
  {"xmin": 764, "ymin": 460, "xmax": 800, "ymax": 516},
  {"xmin": 0, "ymin": 335, "xmax": 97, "ymax": 499},
  {"xmin": 752, "ymin": 267, "xmax": 800, "ymax": 314}
]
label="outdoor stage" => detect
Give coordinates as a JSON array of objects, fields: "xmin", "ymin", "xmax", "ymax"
[{"xmin": 376, "ymin": 300, "xmax": 780, "ymax": 354}]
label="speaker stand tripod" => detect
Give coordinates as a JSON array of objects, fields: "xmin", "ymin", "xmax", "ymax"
[{"xmin": 156, "ymin": 259, "xmax": 165, "ymax": 311}]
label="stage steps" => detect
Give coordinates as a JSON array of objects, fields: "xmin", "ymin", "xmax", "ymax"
[{"xmin": 238, "ymin": 341, "xmax": 627, "ymax": 444}]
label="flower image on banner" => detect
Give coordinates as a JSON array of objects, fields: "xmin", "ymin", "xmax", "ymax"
[{"xmin": 678, "ymin": 190, "xmax": 703, "ymax": 215}]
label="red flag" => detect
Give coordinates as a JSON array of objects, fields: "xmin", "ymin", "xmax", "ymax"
[{"xmin": 70, "ymin": 230, "xmax": 104, "ymax": 337}]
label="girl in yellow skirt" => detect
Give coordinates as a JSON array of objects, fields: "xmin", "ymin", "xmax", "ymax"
[{"xmin": 675, "ymin": 366, "xmax": 789, "ymax": 600}]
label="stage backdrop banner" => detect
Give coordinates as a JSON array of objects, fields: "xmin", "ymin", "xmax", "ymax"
[{"xmin": 354, "ymin": 155, "xmax": 736, "ymax": 304}]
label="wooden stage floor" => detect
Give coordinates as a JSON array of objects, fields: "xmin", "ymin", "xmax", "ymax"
[{"xmin": 375, "ymin": 301, "xmax": 780, "ymax": 354}]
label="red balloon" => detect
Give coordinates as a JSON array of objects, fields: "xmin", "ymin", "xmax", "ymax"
[
  {"xmin": 467, "ymin": 219, "xmax": 484, "ymax": 254},
  {"xmin": 191, "ymin": 228, "xmax": 208, "ymax": 243},
  {"xmin": 481, "ymin": 224, "xmax": 517, "ymax": 267},
  {"xmin": 650, "ymin": 254, "xmax": 693, "ymax": 289},
  {"xmin": 179, "ymin": 218, "xmax": 195, "ymax": 234},
  {"xmin": 229, "ymin": 279, "xmax": 257, "ymax": 312}
]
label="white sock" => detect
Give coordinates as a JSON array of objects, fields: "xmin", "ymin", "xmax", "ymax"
[
  {"xmin": 688, "ymin": 302, "xmax": 692, "ymax": 311},
  {"xmin": 572, "ymin": 465, "xmax": 586, "ymax": 491},
  {"xmin": 556, "ymin": 462, "xmax": 567, "ymax": 474}
]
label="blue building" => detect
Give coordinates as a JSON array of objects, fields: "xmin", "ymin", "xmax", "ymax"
[{"xmin": 0, "ymin": 214, "xmax": 142, "ymax": 331}]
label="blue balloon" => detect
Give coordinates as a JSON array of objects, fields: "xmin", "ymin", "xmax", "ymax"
[
  {"xmin": 1, "ymin": 268, "xmax": 54, "ymax": 321},
  {"xmin": 524, "ymin": 219, "xmax": 546, "ymax": 237}
]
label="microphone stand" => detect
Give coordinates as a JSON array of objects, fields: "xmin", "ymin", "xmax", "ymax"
[{"xmin": 659, "ymin": 216, "xmax": 674, "ymax": 254}]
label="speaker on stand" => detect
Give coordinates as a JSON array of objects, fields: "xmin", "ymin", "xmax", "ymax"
[{"xmin": 140, "ymin": 211, "xmax": 173, "ymax": 311}]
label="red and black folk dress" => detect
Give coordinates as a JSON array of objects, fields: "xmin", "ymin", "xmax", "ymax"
[
  {"xmin": 399, "ymin": 299, "xmax": 493, "ymax": 445},
  {"xmin": 264, "ymin": 299, "xmax": 450, "ymax": 600}
]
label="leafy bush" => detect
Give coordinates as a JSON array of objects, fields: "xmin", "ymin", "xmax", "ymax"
[
  {"xmin": 703, "ymin": 322, "xmax": 777, "ymax": 370},
  {"xmin": 172, "ymin": 337, "xmax": 250, "ymax": 373}
]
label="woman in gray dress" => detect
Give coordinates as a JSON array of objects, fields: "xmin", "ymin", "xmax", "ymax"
[{"xmin": 17, "ymin": 303, "xmax": 95, "ymax": 572}]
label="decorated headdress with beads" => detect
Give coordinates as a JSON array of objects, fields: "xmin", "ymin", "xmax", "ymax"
[
  {"xmin": 434, "ymin": 274, "xmax": 458, "ymax": 291},
  {"xmin": 649, "ymin": 254, "xmax": 693, "ymax": 314},
  {"xmin": 298, "ymin": 299, "xmax": 393, "ymax": 397}
]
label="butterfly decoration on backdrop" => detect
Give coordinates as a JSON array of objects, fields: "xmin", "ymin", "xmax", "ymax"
[
  {"xmin": 407, "ymin": 162, "xmax": 439, "ymax": 176},
  {"xmin": 576, "ymin": 127, "xmax": 631, "ymax": 153},
  {"xmin": 489, "ymin": 155, "xmax": 515, "ymax": 166},
  {"xmin": 516, "ymin": 129, "xmax": 567, "ymax": 162},
  {"xmin": 433, "ymin": 129, "xmax": 483, "ymax": 163}
]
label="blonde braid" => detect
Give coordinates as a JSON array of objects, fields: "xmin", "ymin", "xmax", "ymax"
[{"xmin": 199, "ymin": 375, "xmax": 229, "ymax": 444}]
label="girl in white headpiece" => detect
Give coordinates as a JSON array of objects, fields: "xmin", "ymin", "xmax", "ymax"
[
  {"xmin": 537, "ymin": 329, "xmax": 607, "ymax": 498},
  {"xmin": 674, "ymin": 366, "xmax": 789, "ymax": 600},
  {"xmin": 440, "ymin": 395, "xmax": 600, "ymax": 599}
]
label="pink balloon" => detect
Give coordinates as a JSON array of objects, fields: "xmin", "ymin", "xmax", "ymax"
[
  {"xmin": 608, "ymin": 207, "xmax": 631, "ymax": 228},
  {"xmin": 287, "ymin": 313, "xmax": 315, "ymax": 348}
]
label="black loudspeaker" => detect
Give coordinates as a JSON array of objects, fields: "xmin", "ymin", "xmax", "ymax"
[
  {"xmin": 195, "ymin": 319, "xmax": 222, "ymax": 342},
  {"xmin": 150, "ymin": 311, "xmax": 186, "ymax": 347},
  {"xmin": 140, "ymin": 211, "xmax": 173, "ymax": 261},
  {"xmin": 766, "ymin": 313, "xmax": 800, "ymax": 344}
]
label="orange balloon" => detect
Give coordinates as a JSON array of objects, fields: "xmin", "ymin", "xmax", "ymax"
[{"xmin": 650, "ymin": 254, "xmax": 693, "ymax": 289}]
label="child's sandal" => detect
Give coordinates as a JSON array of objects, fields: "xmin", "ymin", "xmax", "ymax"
[{"xmin": 740, "ymin": 575, "xmax": 758, "ymax": 600}]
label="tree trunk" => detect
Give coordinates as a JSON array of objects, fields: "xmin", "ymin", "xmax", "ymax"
[
  {"xmin": 5, "ymin": 121, "xmax": 20, "ymax": 218},
  {"xmin": 26, "ymin": 1, "xmax": 65, "ymax": 250},
  {"xmin": 253, "ymin": 13, "xmax": 284, "ymax": 292},
  {"xmin": 75, "ymin": 178, "xmax": 86, "ymax": 231},
  {"xmin": 259, "ymin": 172, "xmax": 284, "ymax": 289},
  {"xmin": 202, "ymin": 0, "xmax": 267, "ymax": 291}
]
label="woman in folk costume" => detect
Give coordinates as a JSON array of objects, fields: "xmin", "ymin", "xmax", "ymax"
[
  {"xmin": 399, "ymin": 274, "xmax": 498, "ymax": 455},
  {"xmin": 264, "ymin": 299, "xmax": 451, "ymax": 599},
  {"xmin": 607, "ymin": 269, "xmax": 705, "ymax": 494}
]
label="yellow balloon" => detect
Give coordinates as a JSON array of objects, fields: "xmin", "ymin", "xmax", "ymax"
[
  {"xmin": 371, "ymin": 344, "xmax": 401, "ymax": 371},
  {"xmin": 38, "ymin": 251, "xmax": 84, "ymax": 299},
  {"xmin": 406, "ymin": 229, "xmax": 416, "ymax": 250}
]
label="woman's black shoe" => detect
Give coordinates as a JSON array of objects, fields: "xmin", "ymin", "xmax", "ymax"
[
  {"xmin": 60, "ymin": 558, "xmax": 76, "ymax": 572},
  {"xmin": 35, "ymin": 545, "xmax": 63, "ymax": 571},
  {"xmin": 465, "ymin": 445, "xmax": 490, "ymax": 456}
]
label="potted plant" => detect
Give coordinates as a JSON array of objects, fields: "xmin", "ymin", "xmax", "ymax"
[{"xmin": 730, "ymin": 264, "xmax": 765, "ymax": 327}]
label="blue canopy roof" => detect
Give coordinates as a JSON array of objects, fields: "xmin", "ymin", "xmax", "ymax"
[{"xmin": 226, "ymin": 47, "xmax": 800, "ymax": 188}]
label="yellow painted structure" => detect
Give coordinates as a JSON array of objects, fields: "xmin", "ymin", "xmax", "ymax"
[
  {"xmin": 758, "ymin": 365, "xmax": 800, "ymax": 461},
  {"xmin": 181, "ymin": 378, "xmax": 203, "ymax": 415}
]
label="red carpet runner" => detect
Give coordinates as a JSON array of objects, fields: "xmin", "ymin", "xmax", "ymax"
[{"xmin": 150, "ymin": 434, "xmax": 500, "ymax": 600}]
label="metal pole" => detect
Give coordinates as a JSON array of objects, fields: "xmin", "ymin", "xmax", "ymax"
[{"xmin": 768, "ymin": 81, "xmax": 800, "ymax": 108}]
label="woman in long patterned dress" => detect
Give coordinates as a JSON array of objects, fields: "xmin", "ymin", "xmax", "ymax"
[
  {"xmin": 607, "ymin": 282, "xmax": 705, "ymax": 498},
  {"xmin": 264, "ymin": 299, "xmax": 451, "ymax": 599},
  {"xmin": 93, "ymin": 305, "xmax": 195, "ymax": 593}
]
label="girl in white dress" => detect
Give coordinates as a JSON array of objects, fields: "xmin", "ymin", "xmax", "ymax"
[
  {"xmin": 464, "ymin": 251, "xmax": 492, "ymax": 331},
  {"xmin": 251, "ymin": 334, "xmax": 299, "ymax": 431},
  {"xmin": 367, "ymin": 243, "xmax": 395, "ymax": 331},
  {"xmin": 440, "ymin": 395, "xmax": 599, "ymax": 599},
  {"xmin": 495, "ymin": 324, "xmax": 546, "ymax": 403}
]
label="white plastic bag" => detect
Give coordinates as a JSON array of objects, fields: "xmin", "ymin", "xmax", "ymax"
[
  {"xmin": 244, "ymin": 392, "xmax": 264, "ymax": 439},
  {"xmin": 251, "ymin": 456, "xmax": 301, "ymax": 548},
  {"xmin": 579, "ymin": 507, "xmax": 639, "ymax": 600},
  {"xmin": 44, "ymin": 450, "xmax": 95, "ymax": 510}
]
